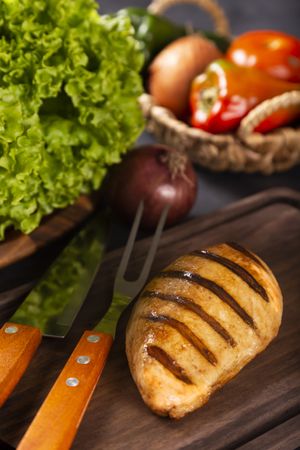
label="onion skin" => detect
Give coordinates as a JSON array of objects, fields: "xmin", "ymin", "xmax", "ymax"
[
  {"xmin": 107, "ymin": 145, "xmax": 198, "ymax": 230},
  {"xmin": 148, "ymin": 35, "xmax": 222, "ymax": 118}
]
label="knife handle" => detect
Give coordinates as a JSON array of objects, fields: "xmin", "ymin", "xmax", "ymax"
[
  {"xmin": 18, "ymin": 330, "xmax": 113, "ymax": 450},
  {"xmin": 0, "ymin": 322, "xmax": 42, "ymax": 407}
]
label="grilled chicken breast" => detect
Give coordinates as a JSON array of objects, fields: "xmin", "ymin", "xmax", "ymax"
[{"xmin": 126, "ymin": 242, "xmax": 283, "ymax": 419}]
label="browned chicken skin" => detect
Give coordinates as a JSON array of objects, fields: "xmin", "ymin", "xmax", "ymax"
[{"xmin": 126, "ymin": 243, "xmax": 283, "ymax": 419}]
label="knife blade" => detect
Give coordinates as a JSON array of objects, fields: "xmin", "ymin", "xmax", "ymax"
[{"xmin": 0, "ymin": 212, "xmax": 108, "ymax": 407}]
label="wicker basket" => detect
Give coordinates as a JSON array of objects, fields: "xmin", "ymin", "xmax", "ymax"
[{"xmin": 139, "ymin": 0, "xmax": 300, "ymax": 174}]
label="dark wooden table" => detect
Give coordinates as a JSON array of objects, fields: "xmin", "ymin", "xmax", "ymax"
[
  {"xmin": 1, "ymin": 189, "xmax": 299, "ymax": 449},
  {"xmin": 0, "ymin": 1, "xmax": 300, "ymax": 448}
]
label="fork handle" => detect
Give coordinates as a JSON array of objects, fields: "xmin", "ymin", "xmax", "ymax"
[{"xmin": 17, "ymin": 330, "xmax": 113, "ymax": 450}]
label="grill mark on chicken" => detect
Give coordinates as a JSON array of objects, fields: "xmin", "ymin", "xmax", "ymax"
[
  {"xmin": 226, "ymin": 242, "xmax": 266, "ymax": 269},
  {"xmin": 147, "ymin": 345, "xmax": 193, "ymax": 385},
  {"xmin": 142, "ymin": 290, "xmax": 236, "ymax": 347},
  {"xmin": 158, "ymin": 271, "xmax": 257, "ymax": 330},
  {"xmin": 145, "ymin": 313, "xmax": 218, "ymax": 365},
  {"xmin": 191, "ymin": 250, "xmax": 269, "ymax": 302}
]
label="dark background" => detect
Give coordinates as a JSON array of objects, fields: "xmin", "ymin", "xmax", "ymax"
[
  {"xmin": 100, "ymin": 0, "xmax": 300, "ymax": 37},
  {"xmin": 100, "ymin": 0, "xmax": 300, "ymax": 247}
]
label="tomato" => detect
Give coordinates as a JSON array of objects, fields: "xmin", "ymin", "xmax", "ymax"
[{"xmin": 227, "ymin": 30, "xmax": 300, "ymax": 83}]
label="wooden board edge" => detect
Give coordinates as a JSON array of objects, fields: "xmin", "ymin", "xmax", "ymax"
[
  {"xmin": 0, "ymin": 193, "xmax": 102, "ymax": 270},
  {"xmin": 106, "ymin": 187, "xmax": 300, "ymax": 262}
]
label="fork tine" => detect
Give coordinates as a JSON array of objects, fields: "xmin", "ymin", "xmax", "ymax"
[
  {"xmin": 135, "ymin": 204, "xmax": 170, "ymax": 290},
  {"xmin": 99, "ymin": 202, "xmax": 168, "ymax": 333},
  {"xmin": 115, "ymin": 201, "xmax": 144, "ymax": 281}
]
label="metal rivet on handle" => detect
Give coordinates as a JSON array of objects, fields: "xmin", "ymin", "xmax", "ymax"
[
  {"xmin": 77, "ymin": 356, "xmax": 91, "ymax": 365},
  {"xmin": 66, "ymin": 377, "xmax": 80, "ymax": 387},
  {"xmin": 87, "ymin": 335, "xmax": 100, "ymax": 343},
  {"xmin": 5, "ymin": 326, "xmax": 19, "ymax": 334}
]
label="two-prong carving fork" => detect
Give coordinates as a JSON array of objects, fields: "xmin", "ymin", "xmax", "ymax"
[{"xmin": 18, "ymin": 202, "xmax": 169, "ymax": 450}]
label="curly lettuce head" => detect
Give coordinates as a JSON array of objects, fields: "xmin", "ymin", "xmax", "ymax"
[{"xmin": 0, "ymin": 0, "xmax": 144, "ymax": 239}]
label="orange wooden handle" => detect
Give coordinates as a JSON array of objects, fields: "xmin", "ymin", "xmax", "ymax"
[
  {"xmin": 0, "ymin": 322, "xmax": 42, "ymax": 407},
  {"xmin": 18, "ymin": 330, "xmax": 113, "ymax": 450}
]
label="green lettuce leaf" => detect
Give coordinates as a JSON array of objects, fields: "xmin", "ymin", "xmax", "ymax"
[{"xmin": 0, "ymin": 0, "xmax": 144, "ymax": 239}]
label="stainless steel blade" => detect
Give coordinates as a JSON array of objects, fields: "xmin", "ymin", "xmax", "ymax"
[{"xmin": 11, "ymin": 212, "xmax": 108, "ymax": 338}]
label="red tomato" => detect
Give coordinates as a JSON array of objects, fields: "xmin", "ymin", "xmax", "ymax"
[{"xmin": 227, "ymin": 30, "xmax": 300, "ymax": 83}]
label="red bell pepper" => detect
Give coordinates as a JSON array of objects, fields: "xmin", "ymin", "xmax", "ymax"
[
  {"xmin": 190, "ymin": 59, "xmax": 300, "ymax": 134},
  {"xmin": 227, "ymin": 30, "xmax": 300, "ymax": 83}
]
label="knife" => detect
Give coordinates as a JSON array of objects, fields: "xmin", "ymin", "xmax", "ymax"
[
  {"xmin": 0, "ymin": 212, "xmax": 108, "ymax": 407},
  {"xmin": 17, "ymin": 202, "xmax": 168, "ymax": 450}
]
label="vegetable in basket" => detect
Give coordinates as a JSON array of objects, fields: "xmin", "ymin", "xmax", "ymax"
[
  {"xmin": 0, "ymin": 0, "xmax": 144, "ymax": 239},
  {"xmin": 227, "ymin": 30, "xmax": 300, "ymax": 83},
  {"xmin": 117, "ymin": 7, "xmax": 230, "ymax": 69},
  {"xmin": 148, "ymin": 35, "xmax": 222, "ymax": 118},
  {"xmin": 190, "ymin": 59, "xmax": 300, "ymax": 134}
]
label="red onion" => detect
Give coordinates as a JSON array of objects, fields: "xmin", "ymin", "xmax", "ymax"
[{"xmin": 106, "ymin": 145, "xmax": 198, "ymax": 229}]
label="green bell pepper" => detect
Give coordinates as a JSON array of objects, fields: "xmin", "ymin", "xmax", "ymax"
[{"xmin": 117, "ymin": 7, "xmax": 231, "ymax": 68}]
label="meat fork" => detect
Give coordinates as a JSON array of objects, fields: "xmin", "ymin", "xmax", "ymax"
[{"xmin": 18, "ymin": 202, "xmax": 169, "ymax": 450}]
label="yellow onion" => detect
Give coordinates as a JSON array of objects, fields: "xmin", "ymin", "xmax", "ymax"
[{"xmin": 148, "ymin": 35, "xmax": 222, "ymax": 118}]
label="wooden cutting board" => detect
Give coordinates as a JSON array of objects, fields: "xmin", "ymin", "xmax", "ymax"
[
  {"xmin": 0, "ymin": 193, "xmax": 101, "ymax": 270},
  {"xmin": 0, "ymin": 187, "xmax": 299, "ymax": 449}
]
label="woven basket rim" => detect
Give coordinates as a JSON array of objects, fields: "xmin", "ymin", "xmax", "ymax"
[
  {"xmin": 140, "ymin": 93, "xmax": 300, "ymax": 174},
  {"xmin": 140, "ymin": 92, "xmax": 300, "ymax": 141},
  {"xmin": 142, "ymin": 0, "xmax": 300, "ymax": 174}
]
